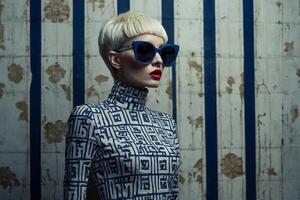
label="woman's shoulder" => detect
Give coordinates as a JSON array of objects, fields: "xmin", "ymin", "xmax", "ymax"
[
  {"xmin": 69, "ymin": 101, "xmax": 109, "ymax": 118},
  {"xmin": 146, "ymin": 107, "xmax": 176, "ymax": 124}
]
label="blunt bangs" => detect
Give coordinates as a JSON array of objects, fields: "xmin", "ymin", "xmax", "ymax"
[{"xmin": 98, "ymin": 11, "xmax": 168, "ymax": 78}]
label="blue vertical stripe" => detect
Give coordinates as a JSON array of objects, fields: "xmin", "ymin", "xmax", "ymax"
[
  {"xmin": 243, "ymin": 0, "xmax": 257, "ymax": 199},
  {"xmin": 73, "ymin": 0, "xmax": 85, "ymax": 106},
  {"xmin": 117, "ymin": 0, "xmax": 130, "ymax": 15},
  {"xmin": 29, "ymin": 0, "xmax": 41, "ymax": 199},
  {"xmin": 203, "ymin": 0, "xmax": 218, "ymax": 199},
  {"xmin": 162, "ymin": 0, "xmax": 177, "ymax": 121}
]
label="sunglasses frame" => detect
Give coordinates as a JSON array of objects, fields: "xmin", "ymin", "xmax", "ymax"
[{"xmin": 115, "ymin": 40, "xmax": 179, "ymax": 67}]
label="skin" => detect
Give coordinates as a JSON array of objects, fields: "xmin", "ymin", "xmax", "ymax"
[{"xmin": 108, "ymin": 34, "xmax": 165, "ymax": 89}]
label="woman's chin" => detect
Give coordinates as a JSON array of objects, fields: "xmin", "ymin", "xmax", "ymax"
[
  {"xmin": 143, "ymin": 79, "xmax": 161, "ymax": 88},
  {"xmin": 119, "ymin": 77, "xmax": 161, "ymax": 89}
]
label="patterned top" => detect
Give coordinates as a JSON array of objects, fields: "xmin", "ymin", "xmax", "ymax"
[{"xmin": 64, "ymin": 81, "xmax": 180, "ymax": 200}]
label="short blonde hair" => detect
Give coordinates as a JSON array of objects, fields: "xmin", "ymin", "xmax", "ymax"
[{"xmin": 98, "ymin": 11, "xmax": 168, "ymax": 78}]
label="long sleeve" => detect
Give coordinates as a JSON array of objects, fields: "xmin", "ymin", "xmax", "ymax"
[{"xmin": 64, "ymin": 105, "xmax": 98, "ymax": 200}]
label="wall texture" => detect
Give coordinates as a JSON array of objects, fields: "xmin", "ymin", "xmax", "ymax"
[{"xmin": 0, "ymin": 0, "xmax": 299, "ymax": 199}]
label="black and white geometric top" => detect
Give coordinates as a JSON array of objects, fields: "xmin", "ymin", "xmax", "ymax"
[{"xmin": 64, "ymin": 81, "xmax": 180, "ymax": 200}]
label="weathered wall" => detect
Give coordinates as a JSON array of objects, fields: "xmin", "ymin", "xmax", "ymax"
[
  {"xmin": 0, "ymin": 0, "xmax": 30, "ymax": 199},
  {"xmin": 0, "ymin": 0, "xmax": 299, "ymax": 199}
]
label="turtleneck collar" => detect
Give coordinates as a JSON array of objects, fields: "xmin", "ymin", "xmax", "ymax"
[{"xmin": 106, "ymin": 81, "xmax": 148, "ymax": 110}]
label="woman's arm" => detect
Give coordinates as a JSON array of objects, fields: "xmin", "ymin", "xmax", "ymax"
[{"xmin": 64, "ymin": 105, "xmax": 98, "ymax": 200}]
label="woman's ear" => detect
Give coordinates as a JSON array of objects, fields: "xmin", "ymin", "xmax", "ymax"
[{"xmin": 108, "ymin": 51, "xmax": 121, "ymax": 69}]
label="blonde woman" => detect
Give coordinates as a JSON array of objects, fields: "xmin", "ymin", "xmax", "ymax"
[{"xmin": 64, "ymin": 11, "xmax": 180, "ymax": 200}]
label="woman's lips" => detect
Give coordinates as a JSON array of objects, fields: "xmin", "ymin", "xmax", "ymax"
[{"xmin": 149, "ymin": 69, "xmax": 162, "ymax": 80}]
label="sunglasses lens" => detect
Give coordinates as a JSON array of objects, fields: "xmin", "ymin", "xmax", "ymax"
[
  {"xmin": 161, "ymin": 46, "xmax": 177, "ymax": 66},
  {"xmin": 136, "ymin": 42, "xmax": 155, "ymax": 63}
]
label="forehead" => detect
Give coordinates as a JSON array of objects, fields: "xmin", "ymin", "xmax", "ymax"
[{"xmin": 127, "ymin": 34, "xmax": 165, "ymax": 47}]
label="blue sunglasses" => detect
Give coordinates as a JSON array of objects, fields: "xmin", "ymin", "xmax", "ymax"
[{"xmin": 115, "ymin": 41, "xmax": 179, "ymax": 67}]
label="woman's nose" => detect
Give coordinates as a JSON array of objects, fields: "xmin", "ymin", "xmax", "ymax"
[{"xmin": 152, "ymin": 52, "xmax": 163, "ymax": 67}]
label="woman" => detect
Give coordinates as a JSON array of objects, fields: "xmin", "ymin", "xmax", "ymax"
[{"xmin": 64, "ymin": 11, "xmax": 180, "ymax": 200}]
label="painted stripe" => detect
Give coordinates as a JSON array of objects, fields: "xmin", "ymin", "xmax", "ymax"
[
  {"xmin": 203, "ymin": 0, "xmax": 218, "ymax": 199},
  {"xmin": 29, "ymin": 0, "xmax": 41, "ymax": 199},
  {"xmin": 162, "ymin": 0, "xmax": 177, "ymax": 121},
  {"xmin": 243, "ymin": 0, "xmax": 257, "ymax": 199},
  {"xmin": 73, "ymin": 0, "xmax": 85, "ymax": 106},
  {"xmin": 117, "ymin": 0, "xmax": 130, "ymax": 15}
]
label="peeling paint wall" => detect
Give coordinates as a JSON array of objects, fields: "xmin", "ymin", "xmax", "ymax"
[
  {"xmin": 0, "ymin": 0, "xmax": 300, "ymax": 199},
  {"xmin": 255, "ymin": 0, "xmax": 300, "ymax": 199},
  {"xmin": 0, "ymin": 0, "xmax": 30, "ymax": 199},
  {"xmin": 40, "ymin": 0, "xmax": 72, "ymax": 199}
]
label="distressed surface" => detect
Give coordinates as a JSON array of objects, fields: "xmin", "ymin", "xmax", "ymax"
[
  {"xmin": 175, "ymin": 0, "xmax": 205, "ymax": 199},
  {"xmin": 40, "ymin": 0, "xmax": 73, "ymax": 198},
  {"xmin": 0, "ymin": 0, "xmax": 30, "ymax": 199},
  {"xmin": 0, "ymin": 0, "xmax": 300, "ymax": 199},
  {"xmin": 255, "ymin": 0, "xmax": 300, "ymax": 200},
  {"xmin": 0, "ymin": 166, "xmax": 20, "ymax": 192},
  {"xmin": 216, "ymin": 0, "xmax": 246, "ymax": 199}
]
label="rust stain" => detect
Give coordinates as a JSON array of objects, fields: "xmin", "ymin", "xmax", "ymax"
[
  {"xmin": 0, "ymin": 4, "xmax": 4, "ymax": 50},
  {"xmin": 193, "ymin": 158, "xmax": 203, "ymax": 171},
  {"xmin": 179, "ymin": 174, "xmax": 185, "ymax": 185},
  {"xmin": 195, "ymin": 175, "xmax": 203, "ymax": 184},
  {"xmin": 239, "ymin": 73, "xmax": 244, "ymax": 101},
  {"xmin": 198, "ymin": 74, "xmax": 204, "ymax": 84},
  {"xmin": 87, "ymin": 85, "xmax": 100, "ymax": 99},
  {"xmin": 227, "ymin": 76, "xmax": 235, "ymax": 87},
  {"xmin": 0, "ymin": 82, "xmax": 5, "ymax": 98},
  {"xmin": 16, "ymin": 101, "xmax": 28, "ymax": 121},
  {"xmin": 61, "ymin": 84, "xmax": 71, "ymax": 101},
  {"xmin": 291, "ymin": 105, "xmax": 299, "ymax": 123},
  {"xmin": 44, "ymin": 0, "xmax": 70, "ymax": 23},
  {"xmin": 192, "ymin": 171, "xmax": 196, "ymax": 177},
  {"xmin": 284, "ymin": 41, "xmax": 294, "ymax": 53},
  {"xmin": 46, "ymin": 62, "xmax": 66, "ymax": 84},
  {"xmin": 187, "ymin": 116, "xmax": 194, "ymax": 126},
  {"xmin": 188, "ymin": 60, "xmax": 202, "ymax": 73},
  {"xmin": 226, "ymin": 86, "xmax": 233, "ymax": 94},
  {"xmin": 165, "ymin": 81, "xmax": 172, "ymax": 100},
  {"xmin": 95, "ymin": 74, "xmax": 109, "ymax": 84},
  {"xmin": 226, "ymin": 76, "xmax": 235, "ymax": 94},
  {"xmin": 186, "ymin": 158, "xmax": 203, "ymax": 184},
  {"xmin": 8, "ymin": 63, "xmax": 24, "ymax": 84},
  {"xmin": 88, "ymin": 0, "xmax": 105, "ymax": 11},
  {"xmin": 221, "ymin": 153, "xmax": 244, "ymax": 179},
  {"xmin": 267, "ymin": 168, "xmax": 277, "ymax": 176},
  {"xmin": 188, "ymin": 53, "xmax": 204, "ymax": 85},
  {"xmin": 0, "ymin": 166, "xmax": 21, "ymax": 192},
  {"xmin": 44, "ymin": 120, "xmax": 68, "ymax": 144},
  {"xmin": 195, "ymin": 116, "xmax": 203, "ymax": 129},
  {"xmin": 188, "ymin": 116, "xmax": 203, "ymax": 129}
]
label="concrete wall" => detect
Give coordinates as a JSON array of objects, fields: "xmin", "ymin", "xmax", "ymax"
[{"xmin": 0, "ymin": 0, "xmax": 299, "ymax": 199}]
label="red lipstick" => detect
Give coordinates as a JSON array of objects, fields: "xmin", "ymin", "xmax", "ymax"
[{"xmin": 149, "ymin": 69, "xmax": 162, "ymax": 80}]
